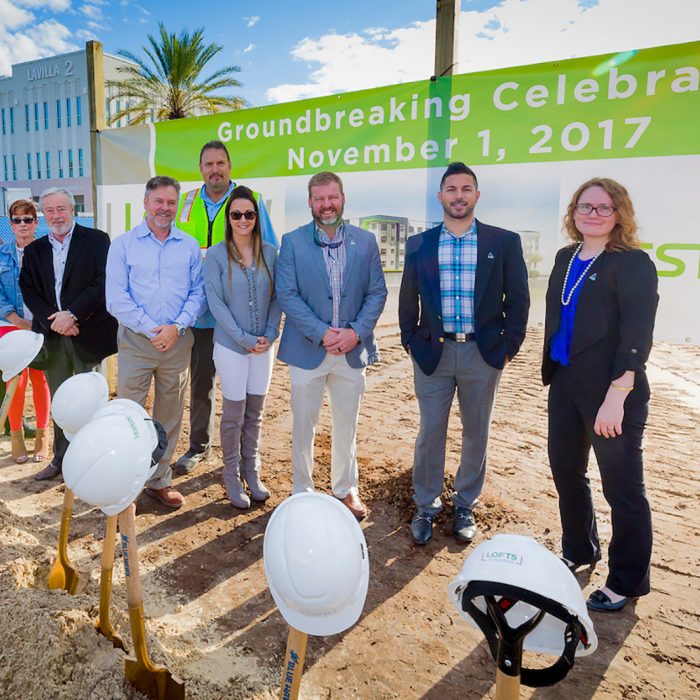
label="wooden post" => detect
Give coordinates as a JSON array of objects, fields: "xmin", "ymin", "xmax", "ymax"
[
  {"xmin": 85, "ymin": 40, "xmax": 105, "ymax": 222},
  {"xmin": 434, "ymin": 0, "xmax": 460, "ymax": 78}
]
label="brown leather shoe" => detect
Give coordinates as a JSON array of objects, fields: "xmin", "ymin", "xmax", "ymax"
[
  {"xmin": 144, "ymin": 487, "xmax": 185, "ymax": 510},
  {"xmin": 34, "ymin": 461, "xmax": 61, "ymax": 480},
  {"xmin": 340, "ymin": 491, "xmax": 367, "ymax": 521}
]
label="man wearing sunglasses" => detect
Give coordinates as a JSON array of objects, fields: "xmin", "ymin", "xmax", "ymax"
[
  {"xmin": 173, "ymin": 140, "xmax": 278, "ymax": 476},
  {"xmin": 106, "ymin": 176, "xmax": 206, "ymax": 509},
  {"xmin": 19, "ymin": 187, "xmax": 118, "ymax": 480},
  {"xmin": 276, "ymin": 171, "xmax": 387, "ymax": 520}
]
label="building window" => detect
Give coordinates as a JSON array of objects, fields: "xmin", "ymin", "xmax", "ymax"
[
  {"xmin": 46, "ymin": 151, "xmax": 51, "ymax": 179},
  {"xmin": 34, "ymin": 103, "xmax": 39, "ymax": 131},
  {"xmin": 56, "ymin": 99, "xmax": 61, "ymax": 128},
  {"xmin": 43, "ymin": 101, "xmax": 49, "ymax": 129},
  {"xmin": 105, "ymin": 97, "xmax": 111, "ymax": 123},
  {"xmin": 9, "ymin": 107, "xmax": 14, "ymax": 134},
  {"xmin": 36, "ymin": 152, "xmax": 41, "ymax": 179},
  {"xmin": 2, "ymin": 156, "xmax": 7, "ymax": 181},
  {"xmin": 76, "ymin": 96, "xmax": 82, "ymax": 126},
  {"xmin": 25, "ymin": 104, "xmax": 30, "ymax": 131},
  {"xmin": 58, "ymin": 150, "xmax": 64, "ymax": 178},
  {"xmin": 66, "ymin": 98, "xmax": 72, "ymax": 127},
  {"xmin": 1, "ymin": 108, "xmax": 5, "ymax": 135},
  {"xmin": 11, "ymin": 155, "xmax": 17, "ymax": 180},
  {"xmin": 68, "ymin": 149, "xmax": 73, "ymax": 177},
  {"xmin": 78, "ymin": 148, "xmax": 84, "ymax": 177},
  {"xmin": 27, "ymin": 153, "xmax": 32, "ymax": 180}
]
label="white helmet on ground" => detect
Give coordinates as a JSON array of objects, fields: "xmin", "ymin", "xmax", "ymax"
[
  {"xmin": 63, "ymin": 411, "xmax": 157, "ymax": 516},
  {"xmin": 0, "ymin": 329, "xmax": 44, "ymax": 381},
  {"xmin": 51, "ymin": 371, "xmax": 109, "ymax": 441},
  {"xmin": 264, "ymin": 493, "xmax": 370, "ymax": 636},
  {"xmin": 448, "ymin": 534, "xmax": 597, "ymax": 687}
]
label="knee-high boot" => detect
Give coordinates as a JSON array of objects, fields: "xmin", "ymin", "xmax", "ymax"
[
  {"xmin": 240, "ymin": 393, "xmax": 270, "ymax": 502},
  {"xmin": 220, "ymin": 398, "xmax": 250, "ymax": 509}
]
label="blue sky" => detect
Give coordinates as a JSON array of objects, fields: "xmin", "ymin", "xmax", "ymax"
[{"xmin": 0, "ymin": 0, "xmax": 697, "ymax": 106}]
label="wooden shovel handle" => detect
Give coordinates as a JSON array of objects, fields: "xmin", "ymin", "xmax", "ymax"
[
  {"xmin": 279, "ymin": 627, "xmax": 308, "ymax": 700},
  {"xmin": 495, "ymin": 668, "xmax": 521, "ymax": 700},
  {"xmin": 118, "ymin": 506, "xmax": 143, "ymax": 609},
  {"xmin": 58, "ymin": 488, "xmax": 75, "ymax": 559}
]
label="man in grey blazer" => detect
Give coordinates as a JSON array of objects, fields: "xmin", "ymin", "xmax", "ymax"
[{"xmin": 276, "ymin": 171, "xmax": 387, "ymax": 520}]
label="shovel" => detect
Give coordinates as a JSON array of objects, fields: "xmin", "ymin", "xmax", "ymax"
[
  {"xmin": 279, "ymin": 627, "xmax": 308, "ymax": 700},
  {"xmin": 118, "ymin": 505, "xmax": 185, "ymax": 700},
  {"xmin": 47, "ymin": 488, "xmax": 81, "ymax": 593},
  {"xmin": 96, "ymin": 514, "xmax": 125, "ymax": 649}
]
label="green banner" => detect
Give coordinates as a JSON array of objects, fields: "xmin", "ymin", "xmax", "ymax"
[{"xmin": 154, "ymin": 41, "xmax": 699, "ymax": 180}]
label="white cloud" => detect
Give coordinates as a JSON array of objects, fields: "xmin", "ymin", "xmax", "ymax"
[
  {"xmin": 80, "ymin": 3, "xmax": 103, "ymax": 20},
  {"xmin": 243, "ymin": 42, "xmax": 255, "ymax": 54},
  {"xmin": 266, "ymin": 0, "xmax": 700, "ymax": 103},
  {"xmin": 0, "ymin": 17, "xmax": 78, "ymax": 74},
  {"xmin": 244, "ymin": 15, "xmax": 260, "ymax": 28},
  {"xmin": 15, "ymin": 0, "xmax": 70, "ymax": 8}
]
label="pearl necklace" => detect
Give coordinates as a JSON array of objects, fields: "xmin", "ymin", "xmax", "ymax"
[{"xmin": 561, "ymin": 243, "xmax": 603, "ymax": 306}]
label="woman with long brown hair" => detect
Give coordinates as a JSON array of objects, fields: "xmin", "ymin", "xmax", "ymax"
[
  {"xmin": 542, "ymin": 177, "xmax": 658, "ymax": 612},
  {"xmin": 203, "ymin": 186, "xmax": 281, "ymax": 508}
]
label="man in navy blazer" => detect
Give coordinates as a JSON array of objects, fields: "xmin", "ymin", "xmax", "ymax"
[
  {"xmin": 399, "ymin": 162, "xmax": 529, "ymax": 545},
  {"xmin": 276, "ymin": 171, "xmax": 387, "ymax": 520}
]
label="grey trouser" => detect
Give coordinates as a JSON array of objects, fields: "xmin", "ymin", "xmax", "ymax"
[
  {"xmin": 412, "ymin": 339, "xmax": 501, "ymax": 514},
  {"xmin": 187, "ymin": 327, "xmax": 216, "ymax": 452},
  {"xmin": 45, "ymin": 336, "xmax": 98, "ymax": 466},
  {"xmin": 117, "ymin": 326, "xmax": 194, "ymax": 490}
]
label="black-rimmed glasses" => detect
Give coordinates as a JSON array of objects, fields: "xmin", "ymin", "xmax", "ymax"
[
  {"xmin": 575, "ymin": 204, "xmax": 616, "ymax": 217},
  {"xmin": 230, "ymin": 211, "xmax": 257, "ymax": 221}
]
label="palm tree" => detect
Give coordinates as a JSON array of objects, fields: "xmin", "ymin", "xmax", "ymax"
[{"xmin": 107, "ymin": 23, "xmax": 247, "ymax": 125}]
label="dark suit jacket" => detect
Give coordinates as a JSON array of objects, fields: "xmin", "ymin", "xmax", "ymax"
[
  {"xmin": 541, "ymin": 246, "xmax": 658, "ymax": 404},
  {"xmin": 399, "ymin": 221, "xmax": 530, "ymax": 374},
  {"xmin": 19, "ymin": 222, "xmax": 118, "ymax": 365}
]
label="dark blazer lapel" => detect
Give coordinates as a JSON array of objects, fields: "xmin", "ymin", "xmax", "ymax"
[
  {"xmin": 62, "ymin": 223, "xmax": 87, "ymax": 287},
  {"xmin": 474, "ymin": 221, "xmax": 497, "ymax": 312},
  {"xmin": 570, "ymin": 252, "xmax": 609, "ymax": 357},
  {"xmin": 37, "ymin": 236, "xmax": 56, "ymax": 298},
  {"xmin": 306, "ymin": 223, "xmax": 332, "ymax": 295},
  {"xmin": 545, "ymin": 251, "xmax": 570, "ymax": 340},
  {"xmin": 422, "ymin": 226, "xmax": 442, "ymax": 313}
]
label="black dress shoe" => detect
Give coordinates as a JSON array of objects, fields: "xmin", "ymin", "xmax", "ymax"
[
  {"xmin": 453, "ymin": 507, "xmax": 477, "ymax": 543},
  {"xmin": 410, "ymin": 510, "xmax": 434, "ymax": 545},
  {"xmin": 173, "ymin": 448, "xmax": 208, "ymax": 475},
  {"xmin": 34, "ymin": 461, "xmax": 61, "ymax": 481}
]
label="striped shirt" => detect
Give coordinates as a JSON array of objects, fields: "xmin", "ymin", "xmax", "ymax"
[
  {"xmin": 315, "ymin": 222, "xmax": 346, "ymax": 328},
  {"xmin": 438, "ymin": 221, "xmax": 477, "ymax": 333}
]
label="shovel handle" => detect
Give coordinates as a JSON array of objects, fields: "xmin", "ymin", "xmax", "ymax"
[
  {"xmin": 0, "ymin": 375, "xmax": 21, "ymax": 429},
  {"xmin": 495, "ymin": 668, "xmax": 521, "ymax": 700},
  {"xmin": 57, "ymin": 488, "xmax": 75, "ymax": 561},
  {"xmin": 98, "ymin": 515, "xmax": 120, "ymax": 641},
  {"xmin": 279, "ymin": 627, "xmax": 308, "ymax": 700},
  {"xmin": 119, "ymin": 506, "xmax": 160, "ymax": 672}
]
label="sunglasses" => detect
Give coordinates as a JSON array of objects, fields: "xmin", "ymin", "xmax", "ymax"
[
  {"xmin": 11, "ymin": 217, "xmax": 36, "ymax": 225},
  {"xmin": 229, "ymin": 211, "xmax": 257, "ymax": 221}
]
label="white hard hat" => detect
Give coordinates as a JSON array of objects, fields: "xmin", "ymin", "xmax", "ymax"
[
  {"xmin": 90, "ymin": 399, "xmax": 163, "ymax": 477},
  {"xmin": 263, "ymin": 493, "xmax": 369, "ymax": 636},
  {"xmin": 63, "ymin": 412, "xmax": 156, "ymax": 516},
  {"xmin": 0, "ymin": 329, "xmax": 44, "ymax": 380},
  {"xmin": 448, "ymin": 534, "xmax": 597, "ymax": 687},
  {"xmin": 51, "ymin": 372, "xmax": 109, "ymax": 441}
]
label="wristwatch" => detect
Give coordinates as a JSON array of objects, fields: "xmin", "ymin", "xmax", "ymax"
[{"xmin": 174, "ymin": 323, "xmax": 186, "ymax": 337}]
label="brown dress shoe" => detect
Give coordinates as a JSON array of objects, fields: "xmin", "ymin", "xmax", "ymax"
[
  {"xmin": 34, "ymin": 461, "xmax": 61, "ymax": 480},
  {"xmin": 340, "ymin": 491, "xmax": 367, "ymax": 521},
  {"xmin": 144, "ymin": 487, "xmax": 185, "ymax": 510}
]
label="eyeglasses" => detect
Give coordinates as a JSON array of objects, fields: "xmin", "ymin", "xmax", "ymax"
[
  {"xmin": 11, "ymin": 217, "xmax": 36, "ymax": 225},
  {"xmin": 229, "ymin": 211, "xmax": 257, "ymax": 221},
  {"xmin": 575, "ymin": 203, "xmax": 616, "ymax": 217}
]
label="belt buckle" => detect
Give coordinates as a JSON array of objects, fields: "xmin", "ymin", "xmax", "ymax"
[{"xmin": 455, "ymin": 332, "xmax": 467, "ymax": 343}]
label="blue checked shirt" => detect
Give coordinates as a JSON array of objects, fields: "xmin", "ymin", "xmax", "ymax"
[
  {"xmin": 315, "ymin": 222, "xmax": 346, "ymax": 328},
  {"xmin": 439, "ymin": 221, "xmax": 477, "ymax": 333}
]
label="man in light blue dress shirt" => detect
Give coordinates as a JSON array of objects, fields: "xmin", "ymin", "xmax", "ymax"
[{"xmin": 106, "ymin": 176, "xmax": 206, "ymax": 510}]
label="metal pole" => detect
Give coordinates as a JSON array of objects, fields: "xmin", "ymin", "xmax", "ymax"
[{"xmin": 434, "ymin": 0, "xmax": 460, "ymax": 78}]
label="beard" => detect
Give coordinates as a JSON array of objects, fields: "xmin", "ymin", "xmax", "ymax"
[
  {"xmin": 313, "ymin": 206, "xmax": 344, "ymax": 227},
  {"xmin": 48, "ymin": 221, "xmax": 73, "ymax": 237},
  {"xmin": 442, "ymin": 199, "xmax": 474, "ymax": 220}
]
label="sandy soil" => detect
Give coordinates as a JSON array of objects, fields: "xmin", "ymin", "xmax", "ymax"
[{"xmin": 0, "ymin": 307, "xmax": 698, "ymax": 699}]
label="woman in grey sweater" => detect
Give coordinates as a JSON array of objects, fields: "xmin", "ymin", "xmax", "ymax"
[{"xmin": 204, "ymin": 186, "xmax": 281, "ymax": 508}]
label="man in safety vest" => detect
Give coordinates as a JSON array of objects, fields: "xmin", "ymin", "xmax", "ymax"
[{"xmin": 173, "ymin": 140, "xmax": 277, "ymax": 474}]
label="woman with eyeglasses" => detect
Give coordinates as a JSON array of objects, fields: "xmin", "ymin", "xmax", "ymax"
[
  {"xmin": 203, "ymin": 185, "xmax": 281, "ymax": 508},
  {"xmin": 542, "ymin": 178, "xmax": 659, "ymax": 613},
  {"xmin": 0, "ymin": 199, "xmax": 51, "ymax": 462}
]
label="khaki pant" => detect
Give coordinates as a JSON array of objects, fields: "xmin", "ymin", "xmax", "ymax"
[{"xmin": 117, "ymin": 326, "xmax": 194, "ymax": 490}]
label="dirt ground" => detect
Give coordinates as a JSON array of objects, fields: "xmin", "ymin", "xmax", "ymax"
[{"xmin": 0, "ymin": 303, "xmax": 698, "ymax": 699}]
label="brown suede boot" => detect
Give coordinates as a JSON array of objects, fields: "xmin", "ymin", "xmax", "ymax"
[
  {"xmin": 11, "ymin": 429, "xmax": 28, "ymax": 464},
  {"xmin": 33, "ymin": 428, "xmax": 50, "ymax": 462}
]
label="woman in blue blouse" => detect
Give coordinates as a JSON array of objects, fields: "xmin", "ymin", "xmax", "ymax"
[
  {"xmin": 542, "ymin": 178, "xmax": 658, "ymax": 613},
  {"xmin": 204, "ymin": 186, "xmax": 281, "ymax": 509}
]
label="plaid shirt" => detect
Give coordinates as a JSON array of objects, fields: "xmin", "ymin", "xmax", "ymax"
[
  {"xmin": 438, "ymin": 221, "xmax": 477, "ymax": 333},
  {"xmin": 315, "ymin": 222, "xmax": 346, "ymax": 327}
]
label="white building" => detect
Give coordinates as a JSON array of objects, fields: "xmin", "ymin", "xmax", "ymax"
[{"xmin": 0, "ymin": 48, "xmax": 135, "ymax": 214}]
